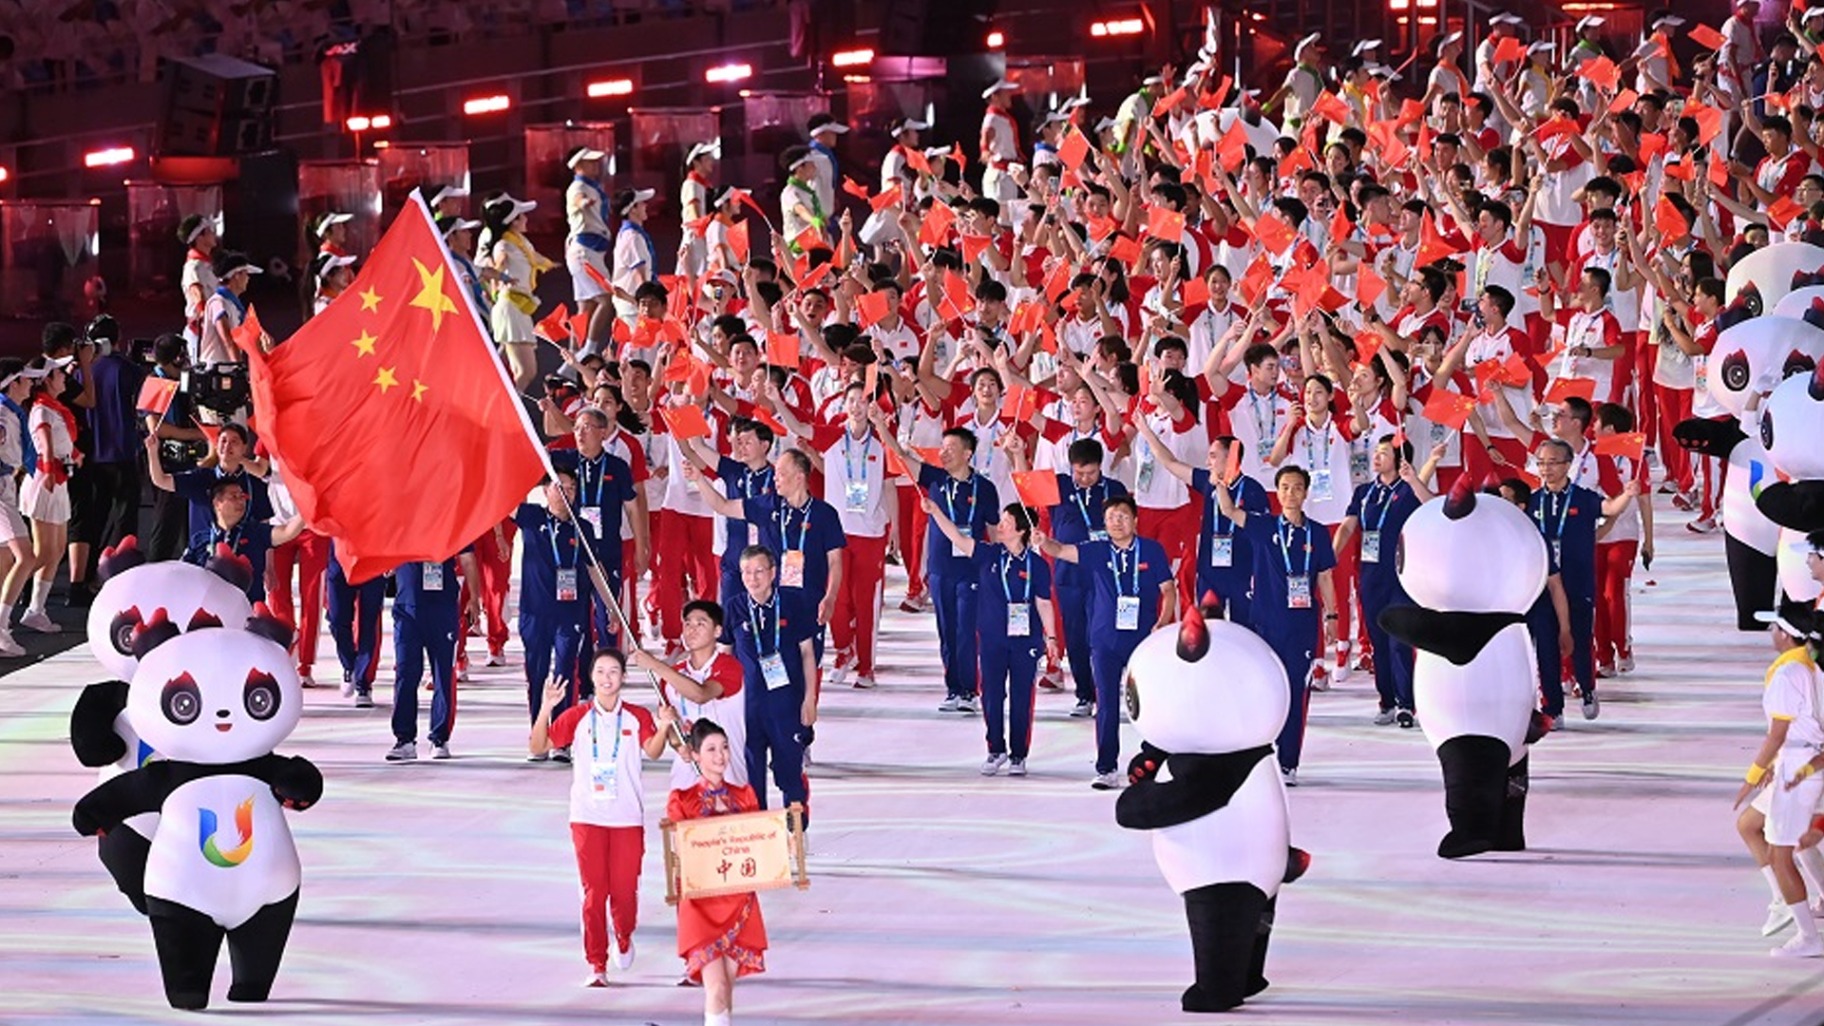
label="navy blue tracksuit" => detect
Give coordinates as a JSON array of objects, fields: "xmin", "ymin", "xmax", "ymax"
[
  {"xmin": 1045, "ymin": 474, "xmax": 1127, "ymax": 705},
  {"xmin": 921, "ymin": 465, "xmax": 998, "ymax": 700},
  {"xmin": 1346, "ymin": 478, "xmax": 1420, "ymax": 714},
  {"xmin": 974, "ymin": 543, "xmax": 1051, "ymax": 760},
  {"xmin": 1078, "ymin": 536, "xmax": 1173, "ymax": 775},
  {"xmin": 549, "ymin": 449, "xmax": 636, "ymax": 656},
  {"xmin": 1241, "ymin": 515, "xmax": 1337, "ymax": 771},
  {"xmin": 1190, "ymin": 469, "xmax": 1270, "ymax": 624},
  {"xmin": 1526, "ymin": 483, "xmax": 1600, "ymax": 719},
  {"xmin": 515, "ymin": 503, "xmax": 590, "ymax": 722},
  {"xmin": 391, "ymin": 557, "xmax": 460, "ymax": 746},
  {"xmin": 727, "ymin": 586, "xmax": 816, "ymax": 824},
  {"xmin": 716, "ymin": 456, "xmax": 777, "ymax": 639},
  {"xmin": 326, "ymin": 540, "xmax": 385, "ymax": 691}
]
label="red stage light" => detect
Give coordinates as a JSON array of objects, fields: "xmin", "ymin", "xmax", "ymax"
[
  {"xmin": 1090, "ymin": 18, "xmax": 1145, "ymax": 37},
  {"xmin": 83, "ymin": 147, "xmax": 135, "ymax": 168},
  {"xmin": 986, "ymin": 31, "xmax": 1005, "ymax": 48},
  {"xmin": 705, "ymin": 63, "xmax": 753, "ymax": 84},
  {"xmin": 831, "ymin": 48, "xmax": 874, "ymax": 67},
  {"xmin": 463, "ymin": 94, "xmax": 511, "ymax": 115},
  {"xmin": 588, "ymin": 78, "xmax": 635, "ymax": 98}
]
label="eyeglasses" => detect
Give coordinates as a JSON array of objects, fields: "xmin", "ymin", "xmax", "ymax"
[{"xmin": 1536, "ymin": 458, "xmax": 1570, "ymax": 466}]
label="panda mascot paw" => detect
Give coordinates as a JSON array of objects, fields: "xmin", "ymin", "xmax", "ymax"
[
  {"xmin": 1115, "ymin": 603, "xmax": 1295, "ymax": 1013},
  {"xmin": 71, "ymin": 608, "xmax": 314, "ymax": 1010}
]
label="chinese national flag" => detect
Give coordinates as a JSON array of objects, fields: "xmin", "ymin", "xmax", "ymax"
[
  {"xmin": 1059, "ymin": 126, "xmax": 1091, "ymax": 171},
  {"xmin": 1310, "ymin": 91, "xmax": 1350, "ymax": 125},
  {"xmin": 1594, "ymin": 431, "xmax": 1647, "ymax": 461},
  {"xmin": 239, "ymin": 197, "xmax": 545, "ymax": 583},
  {"xmin": 1421, "ymin": 389, "xmax": 1477, "ymax": 430},
  {"xmin": 1582, "ymin": 57, "xmax": 1620, "ymax": 93},
  {"xmin": 1357, "ymin": 263, "xmax": 1387, "ymax": 310},
  {"xmin": 1689, "ymin": 24, "xmax": 1726, "ymax": 50},
  {"xmin": 1492, "ymin": 36, "xmax": 1526, "ymax": 66}
]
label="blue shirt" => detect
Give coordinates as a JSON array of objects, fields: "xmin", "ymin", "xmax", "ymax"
[
  {"xmin": 174, "ymin": 466, "xmax": 272, "ymax": 539},
  {"xmin": 1190, "ymin": 468, "xmax": 1270, "ymax": 593},
  {"xmin": 920, "ymin": 464, "xmax": 999, "ymax": 579},
  {"xmin": 1076, "ymin": 536, "xmax": 1174, "ymax": 648},
  {"xmin": 725, "ymin": 586, "xmax": 818, "ymax": 700},
  {"xmin": 971, "ymin": 542, "xmax": 1052, "ymax": 643},
  {"xmin": 717, "ymin": 456, "xmax": 776, "ymax": 570},
  {"xmin": 1528, "ymin": 483, "xmax": 1600, "ymax": 595},
  {"xmin": 1239, "ymin": 514, "xmax": 1337, "ymax": 639},
  {"xmin": 183, "ymin": 519, "xmax": 272, "ymax": 603},
  {"xmin": 743, "ymin": 492, "xmax": 847, "ymax": 602},
  {"xmin": 513, "ymin": 503, "xmax": 589, "ymax": 616},
  {"xmin": 1344, "ymin": 477, "xmax": 1421, "ymax": 592},
  {"xmin": 550, "ymin": 449, "xmax": 638, "ymax": 569},
  {"xmin": 393, "ymin": 557, "xmax": 461, "ymax": 616},
  {"xmin": 87, "ymin": 352, "xmax": 146, "ymax": 465},
  {"xmin": 1045, "ymin": 473, "xmax": 1129, "ymax": 589}
]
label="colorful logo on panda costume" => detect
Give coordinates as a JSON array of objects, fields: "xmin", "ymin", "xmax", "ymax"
[{"xmin": 198, "ymin": 796, "xmax": 255, "ymax": 868}]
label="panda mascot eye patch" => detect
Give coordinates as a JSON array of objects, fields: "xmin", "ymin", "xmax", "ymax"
[
  {"xmin": 243, "ymin": 671, "xmax": 281, "ymax": 722},
  {"xmin": 109, "ymin": 606, "xmax": 144, "ymax": 657},
  {"xmin": 1762, "ymin": 410, "xmax": 1776, "ymax": 451},
  {"xmin": 1784, "ymin": 351, "xmax": 1818, "ymax": 379},
  {"xmin": 161, "ymin": 674, "xmax": 202, "ymax": 726},
  {"xmin": 1124, "ymin": 673, "xmax": 1140, "ymax": 722},
  {"xmin": 1722, "ymin": 351, "xmax": 1752, "ymax": 393}
]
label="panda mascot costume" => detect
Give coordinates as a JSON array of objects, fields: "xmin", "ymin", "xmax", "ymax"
[
  {"xmin": 1755, "ymin": 365, "xmax": 1824, "ymax": 603},
  {"xmin": 1379, "ymin": 477, "xmax": 1549, "ymax": 859},
  {"xmin": 1674, "ymin": 303, "xmax": 1824, "ymax": 629},
  {"xmin": 68, "ymin": 537, "xmax": 254, "ymax": 913},
  {"xmin": 1723, "ymin": 241, "xmax": 1824, "ymax": 313},
  {"xmin": 1116, "ymin": 600, "xmax": 1308, "ymax": 1013},
  {"xmin": 72, "ymin": 611, "xmax": 320, "ymax": 1011}
]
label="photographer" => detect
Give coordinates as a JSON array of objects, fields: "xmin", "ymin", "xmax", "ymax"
[
  {"xmin": 141, "ymin": 335, "xmax": 209, "ymax": 562},
  {"xmin": 77, "ymin": 316, "xmax": 145, "ymax": 596},
  {"xmin": 146, "ymin": 421, "xmax": 270, "ymax": 542}
]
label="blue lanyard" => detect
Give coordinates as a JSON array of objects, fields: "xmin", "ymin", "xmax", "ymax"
[
  {"xmin": 548, "ymin": 515, "xmax": 577, "ymax": 569},
  {"xmin": 944, "ymin": 473, "xmax": 979, "ymax": 523},
  {"xmin": 1247, "ymin": 389, "xmax": 1278, "ymax": 442},
  {"xmin": 810, "ymin": 140, "xmax": 840, "ymax": 183},
  {"xmin": 1214, "ymin": 478, "xmax": 1243, "ymax": 537},
  {"xmin": 580, "ymin": 453, "xmax": 607, "ymax": 507},
  {"xmin": 748, "ymin": 594, "xmax": 781, "ymax": 655},
  {"xmin": 1276, "ymin": 517, "xmax": 1310, "ymax": 576},
  {"xmin": 210, "ymin": 522, "xmax": 242, "ymax": 552},
  {"xmin": 776, "ymin": 497, "xmax": 812, "ymax": 553},
  {"xmin": 1000, "ymin": 546, "xmax": 1032, "ymax": 603},
  {"xmin": 1072, "ymin": 479, "xmax": 1102, "ymax": 528},
  {"xmin": 1364, "ymin": 481, "xmax": 1398, "ymax": 533},
  {"xmin": 841, "ymin": 430, "xmax": 871, "ymax": 481},
  {"xmin": 1109, "ymin": 540, "xmax": 1141, "ymax": 597},
  {"xmin": 1537, "ymin": 487, "xmax": 1572, "ymax": 540},
  {"xmin": 741, "ymin": 464, "xmax": 773, "ymax": 499},
  {"xmin": 588, "ymin": 704, "xmax": 624, "ymax": 766}
]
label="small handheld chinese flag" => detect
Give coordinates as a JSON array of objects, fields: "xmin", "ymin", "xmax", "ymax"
[
  {"xmin": 137, "ymin": 377, "xmax": 179, "ymax": 417},
  {"xmin": 1689, "ymin": 24, "xmax": 1726, "ymax": 50},
  {"xmin": 1059, "ymin": 127, "xmax": 1091, "ymax": 171},
  {"xmin": 1012, "ymin": 470, "xmax": 1062, "ymax": 509},
  {"xmin": 1420, "ymin": 389, "xmax": 1477, "ymax": 430},
  {"xmin": 1593, "ymin": 431, "xmax": 1647, "ymax": 461},
  {"xmin": 1543, "ymin": 377, "xmax": 1598, "ymax": 405},
  {"xmin": 766, "ymin": 331, "xmax": 801, "ymax": 370},
  {"xmin": 661, "ymin": 403, "xmax": 712, "ymax": 441},
  {"xmin": 857, "ymin": 289, "xmax": 893, "ymax": 328}
]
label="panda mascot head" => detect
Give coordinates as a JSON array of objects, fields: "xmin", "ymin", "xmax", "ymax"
[
  {"xmin": 1125, "ymin": 605, "xmax": 1289, "ymax": 755},
  {"xmin": 1726, "ymin": 241, "xmax": 1824, "ymax": 315},
  {"xmin": 126, "ymin": 615, "xmax": 301, "ymax": 765},
  {"xmin": 1396, "ymin": 480, "xmax": 1548, "ymax": 617},
  {"xmin": 1706, "ymin": 315, "xmax": 1824, "ymax": 419},
  {"xmin": 1770, "ymin": 286, "xmax": 1824, "ymax": 321},
  {"xmin": 1755, "ymin": 366, "xmax": 1824, "ymax": 602},
  {"xmin": 86, "ymin": 537, "xmax": 254, "ymax": 682}
]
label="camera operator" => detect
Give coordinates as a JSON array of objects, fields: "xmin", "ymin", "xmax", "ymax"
[
  {"xmin": 146, "ymin": 419, "xmax": 269, "ymax": 546},
  {"xmin": 76, "ymin": 316, "xmax": 145, "ymax": 597},
  {"xmin": 141, "ymin": 335, "xmax": 209, "ymax": 562},
  {"xmin": 40, "ymin": 324, "xmax": 97, "ymax": 606}
]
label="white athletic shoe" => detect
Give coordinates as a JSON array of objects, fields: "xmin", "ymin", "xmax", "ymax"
[
  {"xmin": 0, "ymin": 630, "xmax": 24, "ymax": 657},
  {"xmin": 851, "ymin": 675, "xmax": 876, "ymax": 689},
  {"xmin": 485, "ymin": 651, "xmax": 506, "ymax": 667},
  {"xmin": 1373, "ymin": 708, "xmax": 1399, "ymax": 725},
  {"xmin": 610, "ymin": 939, "xmax": 635, "ymax": 971},
  {"xmin": 582, "ymin": 967, "xmax": 608, "ymax": 987},
  {"xmin": 1090, "ymin": 771, "xmax": 1123, "ymax": 790},
  {"xmin": 1764, "ymin": 902, "xmax": 1797, "ymax": 937},
  {"xmin": 1332, "ymin": 641, "xmax": 1351, "ymax": 683},
  {"xmin": 19, "ymin": 610, "xmax": 59, "ymax": 634},
  {"xmin": 1770, "ymin": 933, "xmax": 1824, "ymax": 958},
  {"xmin": 981, "ymin": 753, "xmax": 1009, "ymax": 776},
  {"xmin": 430, "ymin": 742, "xmax": 451, "ymax": 760},
  {"xmin": 1007, "ymin": 758, "xmax": 1028, "ymax": 777},
  {"xmin": 384, "ymin": 741, "xmax": 416, "ymax": 762}
]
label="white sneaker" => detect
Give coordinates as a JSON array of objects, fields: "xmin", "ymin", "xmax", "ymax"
[
  {"xmin": 938, "ymin": 695, "xmax": 962, "ymax": 712},
  {"xmin": 430, "ymin": 742, "xmax": 451, "ymax": 760},
  {"xmin": 1770, "ymin": 933, "xmax": 1824, "ymax": 958},
  {"xmin": 582, "ymin": 967, "xmax": 608, "ymax": 987},
  {"xmin": 981, "ymin": 753, "xmax": 1009, "ymax": 776},
  {"xmin": 0, "ymin": 630, "xmax": 24, "ymax": 657},
  {"xmin": 19, "ymin": 610, "xmax": 59, "ymax": 634},
  {"xmin": 1008, "ymin": 758, "xmax": 1028, "ymax": 777},
  {"xmin": 456, "ymin": 667, "xmax": 470, "ymax": 683},
  {"xmin": 1332, "ymin": 642, "xmax": 1351, "ymax": 683},
  {"xmin": 1307, "ymin": 663, "xmax": 1330, "ymax": 692},
  {"xmin": 1764, "ymin": 902, "xmax": 1797, "ymax": 936},
  {"xmin": 340, "ymin": 673, "xmax": 356, "ymax": 698},
  {"xmin": 385, "ymin": 741, "xmax": 416, "ymax": 762},
  {"xmin": 298, "ymin": 672, "xmax": 316, "ymax": 688},
  {"xmin": 485, "ymin": 652, "xmax": 506, "ymax": 667},
  {"xmin": 610, "ymin": 939, "xmax": 634, "ymax": 971},
  {"xmin": 851, "ymin": 675, "xmax": 876, "ymax": 689},
  {"xmin": 527, "ymin": 751, "xmax": 550, "ymax": 763},
  {"xmin": 1373, "ymin": 708, "xmax": 1398, "ymax": 725},
  {"xmin": 1582, "ymin": 693, "xmax": 1600, "ymax": 720},
  {"xmin": 1617, "ymin": 655, "xmax": 1636, "ymax": 674},
  {"xmin": 955, "ymin": 696, "xmax": 977, "ymax": 714},
  {"xmin": 828, "ymin": 663, "xmax": 851, "ymax": 687},
  {"xmin": 1090, "ymin": 771, "xmax": 1123, "ymax": 790}
]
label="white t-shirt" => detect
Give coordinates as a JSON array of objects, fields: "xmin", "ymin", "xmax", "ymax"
[
  {"xmin": 550, "ymin": 700, "xmax": 658, "ymax": 828},
  {"xmin": 818, "ymin": 425, "xmax": 893, "ymax": 538},
  {"xmin": 1277, "ymin": 415, "xmax": 1353, "ymax": 525},
  {"xmin": 1766, "ymin": 654, "xmax": 1824, "ymax": 751},
  {"xmin": 658, "ymin": 653, "xmax": 748, "ymax": 790},
  {"xmin": 1127, "ymin": 409, "xmax": 1207, "ymax": 510}
]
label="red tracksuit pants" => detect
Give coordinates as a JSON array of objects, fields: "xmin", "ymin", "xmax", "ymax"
[
  {"xmin": 831, "ymin": 532, "xmax": 888, "ymax": 677},
  {"xmin": 570, "ymin": 822, "xmax": 643, "ymax": 969},
  {"xmin": 1595, "ymin": 539, "xmax": 1638, "ymax": 667},
  {"xmin": 458, "ymin": 519, "xmax": 515, "ymax": 670},
  {"xmin": 656, "ymin": 510, "xmax": 717, "ymax": 643},
  {"xmin": 897, "ymin": 483, "xmax": 927, "ymax": 601},
  {"xmin": 265, "ymin": 529, "xmax": 328, "ymax": 675}
]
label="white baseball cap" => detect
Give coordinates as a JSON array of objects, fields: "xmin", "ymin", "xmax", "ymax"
[
  {"xmin": 316, "ymin": 252, "xmax": 356, "ymax": 279},
  {"xmin": 567, "ymin": 147, "xmax": 607, "ymax": 168},
  {"xmin": 1490, "ymin": 12, "xmax": 1524, "ymax": 24},
  {"xmin": 685, "ymin": 140, "xmax": 721, "ymax": 164},
  {"xmin": 429, "ymin": 185, "xmax": 470, "ymax": 207},
  {"xmin": 1296, "ymin": 32, "xmax": 1322, "ymax": 53},
  {"xmin": 618, "ymin": 187, "xmax": 656, "ymax": 215},
  {"xmin": 1437, "ymin": 30, "xmax": 1464, "ymax": 50},
  {"xmin": 982, "ymin": 79, "xmax": 1019, "ymax": 99},
  {"xmin": 314, "ymin": 211, "xmax": 352, "ymax": 232},
  {"xmin": 1576, "ymin": 15, "xmax": 1605, "ymax": 32},
  {"xmin": 890, "ymin": 118, "xmax": 930, "ymax": 136},
  {"xmin": 1651, "ymin": 14, "xmax": 1686, "ymax": 30},
  {"xmin": 1528, "ymin": 40, "xmax": 1556, "ymax": 55}
]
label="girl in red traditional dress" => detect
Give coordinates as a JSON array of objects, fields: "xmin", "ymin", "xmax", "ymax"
[{"xmin": 668, "ymin": 718, "xmax": 768, "ymax": 1026}]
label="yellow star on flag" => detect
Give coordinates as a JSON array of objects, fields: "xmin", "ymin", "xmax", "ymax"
[
  {"xmin": 374, "ymin": 366, "xmax": 399, "ymax": 393},
  {"xmin": 408, "ymin": 258, "xmax": 460, "ymax": 333},
  {"xmin": 359, "ymin": 286, "xmax": 383, "ymax": 312},
  {"xmin": 351, "ymin": 330, "xmax": 378, "ymax": 357},
  {"xmin": 410, "ymin": 379, "xmax": 428, "ymax": 403}
]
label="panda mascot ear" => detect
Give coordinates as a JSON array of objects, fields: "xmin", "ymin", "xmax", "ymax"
[
  {"xmin": 129, "ymin": 608, "xmax": 181, "ymax": 659},
  {"xmin": 1792, "ymin": 269, "xmax": 1824, "ymax": 292},
  {"xmin": 186, "ymin": 608, "xmax": 224, "ymax": 631},
  {"xmin": 69, "ymin": 680, "xmax": 131, "ymax": 767},
  {"xmin": 1197, "ymin": 589, "xmax": 1223, "ymax": 620},
  {"xmin": 1717, "ymin": 298, "xmax": 1758, "ymax": 332},
  {"xmin": 96, "ymin": 535, "xmax": 146, "ymax": 584},
  {"xmin": 246, "ymin": 602, "xmax": 296, "ymax": 650},
  {"xmin": 1804, "ymin": 297, "xmax": 1824, "ymax": 334},
  {"xmin": 205, "ymin": 542, "xmax": 254, "ymax": 593},
  {"xmin": 1176, "ymin": 603, "xmax": 1209, "ymax": 662},
  {"xmin": 1443, "ymin": 474, "xmax": 1478, "ymax": 520}
]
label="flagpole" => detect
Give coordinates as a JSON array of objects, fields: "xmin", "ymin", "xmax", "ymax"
[{"xmin": 413, "ymin": 189, "xmax": 689, "ymax": 752}]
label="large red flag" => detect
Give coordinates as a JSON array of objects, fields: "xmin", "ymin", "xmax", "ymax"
[{"xmin": 239, "ymin": 196, "xmax": 546, "ymax": 583}]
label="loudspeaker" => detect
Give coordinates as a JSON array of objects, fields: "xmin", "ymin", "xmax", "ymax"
[
  {"xmin": 878, "ymin": 0, "xmax": 998, "ymax": 56},
  {"xmin": 157, "ymin": 55, "xmax": 278, "ymax": 157}
]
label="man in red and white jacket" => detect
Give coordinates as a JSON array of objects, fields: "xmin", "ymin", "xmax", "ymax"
[
  {"xmin": 1545, "ymin": 266, "xmax": 1628, "ymax": 405},
  {"xmin": 1592, "ymin": 403, "xmax": 1652, "ymax": 677}
]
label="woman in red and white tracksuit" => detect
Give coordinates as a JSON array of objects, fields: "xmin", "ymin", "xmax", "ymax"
[
  {"xmin": 1270, "ymin": 372, "xmax": 1357, "ymax": 681},
  {"xmin": 1128, "ymin": 369, "xmax": 1210, "ymax": 613}
]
